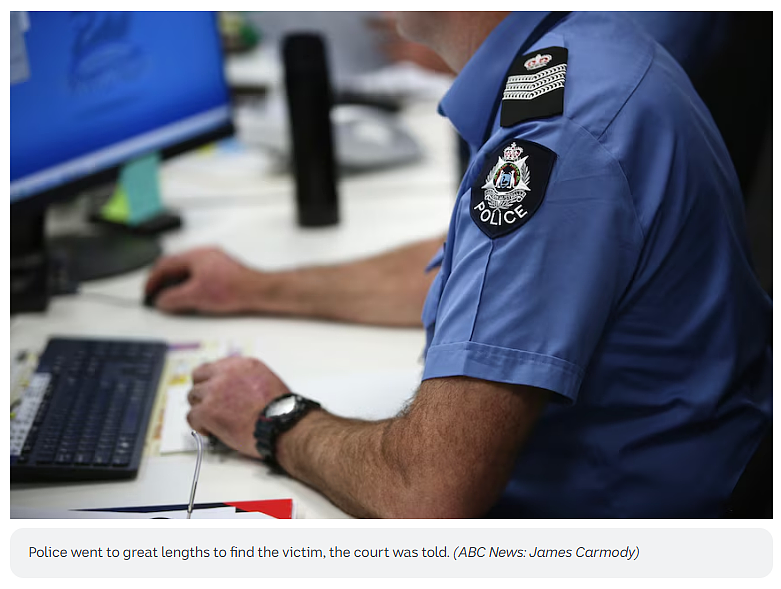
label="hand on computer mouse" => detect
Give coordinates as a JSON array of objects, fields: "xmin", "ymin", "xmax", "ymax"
[
  {"xmin": 144, "ymin": 247, "xmax": 263, "ymax": 314},
  {"xmin": 143, "ymin": 273, "xmax": 190, "ymax": 308}
]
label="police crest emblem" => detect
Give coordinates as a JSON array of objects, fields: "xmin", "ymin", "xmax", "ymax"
[
  {"xmin": 470, "ymin": 139, "xmax": 556, "ymax": 238},
  {"xmin": 482, "ymin": 142, "xmax": 530, "ymax": 211}
]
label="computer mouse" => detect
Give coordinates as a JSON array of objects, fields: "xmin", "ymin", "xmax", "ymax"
[{"xmin": 143, "ymin": 273, "xmax": 190, "ymax": 307}]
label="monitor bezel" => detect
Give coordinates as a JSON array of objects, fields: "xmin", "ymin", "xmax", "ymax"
[{"xmin": 10, "ymin": 122, "xmax": 235, "ymax": 216}]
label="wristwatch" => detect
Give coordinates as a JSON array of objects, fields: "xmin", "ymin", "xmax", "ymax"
[{"xmin": 253, "ymin": 393, "xmax": 321, "ymax": 470}]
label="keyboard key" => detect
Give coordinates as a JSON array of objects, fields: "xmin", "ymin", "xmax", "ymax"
[
  {"xmin": 93, "ymin": 451, "xmax": 111, "ymax": 466},
  {"xmin": 117, "ymin": 439, "xmax": 135, "ymax": 452},
  {"xmin": 74, "ymin": 452, "xmax": 93, "ymax": 465},
  {"xmin": 120, "ymin": 406, "xmax": 141, "ymax": 434},
  {"xmin": 55, "ymin": 452, "xmax": 73, "ymax": 464},
  {"xmin": 112, "ymin": 454, "xmax": 131, "ymax": 467}
]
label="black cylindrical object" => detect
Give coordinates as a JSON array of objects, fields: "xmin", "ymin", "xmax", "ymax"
[{"xmin": 282, "ymin": 34, "xmax": 339, "ymax": 227}]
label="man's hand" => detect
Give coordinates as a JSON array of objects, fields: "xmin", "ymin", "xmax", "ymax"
[
  {"xmin": 186, "ymin": 356, "xmax": 291, "ymax": 458},
  {"xmin": 145, "ymin": 247, "xmax": 264, "ymax": 314},
  {"xmin": 145, "ymin": 237, "xmax": 443, "ymax": 326}
]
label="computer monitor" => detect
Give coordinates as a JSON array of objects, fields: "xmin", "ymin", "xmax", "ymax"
[
  {"xmin": 11, "ymin": 10, "xmax": 233, "ymax": 208},
  {"xmin": 10, "ymin": 11, "xmax": 234, "ymax": 312}
]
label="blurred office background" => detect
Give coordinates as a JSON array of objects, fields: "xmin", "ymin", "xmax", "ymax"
[{"xmin": 11, "ymin": 11, "xmax": 772, "ymax": 300}]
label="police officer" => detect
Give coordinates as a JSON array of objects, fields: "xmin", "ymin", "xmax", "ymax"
[{"xmin": 150, "ymin": 12, "xmax": 772, "ymax": 517}]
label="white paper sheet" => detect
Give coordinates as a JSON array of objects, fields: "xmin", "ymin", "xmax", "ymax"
[
  {"xmin": 290, "ymin": 368, "xmax": 423, "ymax": 421},
  {"xmin": 159, "ymin": 384, "xmax": 199, "ymax": 454}
]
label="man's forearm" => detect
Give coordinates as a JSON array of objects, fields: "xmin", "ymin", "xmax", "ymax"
[
  {"xmin": 274, "ymin": 378, "xmax": 549, "ymax": 519},
  {"xmin": 276, "ymin": 411, "xmax": 396, "ymax": 518},
  {"xmin": 248, "ymin": 236, "xmax": 443, "ymax": 326},
  {"xmin": 276, "ymin": 409, "xmax": 462, "ymax": 518}
]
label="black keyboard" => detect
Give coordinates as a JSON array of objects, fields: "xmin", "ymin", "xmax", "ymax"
[{"xmin": 10, "ymin": 337, "xmax": 167, "ymax": 482}]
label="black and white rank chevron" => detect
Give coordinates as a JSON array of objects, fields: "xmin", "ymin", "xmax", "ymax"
[{"xmin": 500, "ymin": 46, "xmax": 568, "ymax": 127}]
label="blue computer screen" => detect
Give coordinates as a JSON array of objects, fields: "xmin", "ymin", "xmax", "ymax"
[{"xmin": 10, "ymin": 11, "xmax": 231, "ymax": 201}]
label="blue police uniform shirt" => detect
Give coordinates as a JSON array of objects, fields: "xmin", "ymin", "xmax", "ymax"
[
  {"xmin": 422, "ymin": 12, "xmax": 772, "ymax": 517},
  {"xmin": 622, "ymin": 12, "xmax": 733, "ymax": 81}
]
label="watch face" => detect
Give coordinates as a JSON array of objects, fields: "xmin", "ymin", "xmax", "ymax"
[{"xmin": 265, "ymin": 395, "xmax": 297, "ymax": 418}]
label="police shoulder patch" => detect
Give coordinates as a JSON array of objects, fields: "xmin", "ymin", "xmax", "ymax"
[
  {"xmin": 470, "ymin": 139, "xmax": 556, "ymax": 239},
  {"xmin": 500, "ymin": 46, "xmax": 568, "ymax": 127}
]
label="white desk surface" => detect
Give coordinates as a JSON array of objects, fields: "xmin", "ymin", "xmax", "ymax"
[{"xmin": 10, "ymin": 100, "xmax": 457, "ymax": 519}]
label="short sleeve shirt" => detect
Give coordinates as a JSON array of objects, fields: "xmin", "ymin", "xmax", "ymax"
[{"xmin": 422, "ymin": 12, "xmax": 772, "ymax": 517}]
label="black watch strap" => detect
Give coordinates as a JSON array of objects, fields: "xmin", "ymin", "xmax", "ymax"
[{"xmin": 253, "ymin": 393, "xmax": 321, "ymax": 471}]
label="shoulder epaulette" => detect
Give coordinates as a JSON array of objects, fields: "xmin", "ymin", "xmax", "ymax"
[{"xmin": 500, "ymin": 46, "xmax": 568, "ymax": 127}]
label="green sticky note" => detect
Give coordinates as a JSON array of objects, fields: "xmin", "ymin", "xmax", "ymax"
[
  {"xmin": 103, "ymin": 153, "xmax": 164, "ymax": 225},
  {"xmin": 100, "ymin": 185, "xmax": 131, "ymax": 223}
]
